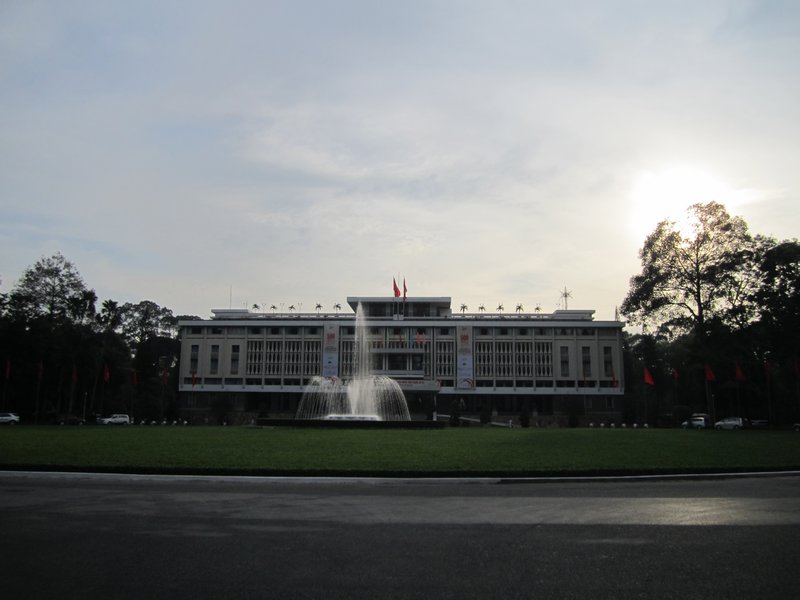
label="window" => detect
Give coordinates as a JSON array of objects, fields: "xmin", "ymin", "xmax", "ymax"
[
  {"xmin": 534, "ymin": 342, "xmax": 553, "ymax": 377},
  {"xmin": 230, "ymin": 345, "xmax": 240, "ymax": 375},
  {"xmin": 210, "ymin": 327, "xmax": 223, "ymax": 335},
  {"xmin": 603, "ymin": 346, "xmax": 614, "ymax": 378},
  {"xmin": 439, "ymin": 328, "xmax": 451, "ymax": 335},
  {"xmin": 247, "ymin": 340, "xmax": 264, "ymax": 375},
  {"xmin": 581, "ymin": 346, "xmax": 591, "ymax": 378},
  {"xmin": 190, "ymin": 345, "xmax": 199, "ymax": 372},
  {"xmin": 210, "ymin": 345, "xmax": 220, "ymax": 374},
  {"xmin": 249, "ymin": 327, "xmax": 262, "ymax": 335},
  {"xmin": 560, "ymin": 347, "xmax": 570, "ymax": 377},
  {"xmin": 388, "ymin": 355, "xmax": 405, "ymax": 371}
]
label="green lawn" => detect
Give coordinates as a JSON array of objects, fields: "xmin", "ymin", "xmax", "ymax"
[{"xmin": 1, "ymin": 426, "xmax": 799, "ymax": 476}]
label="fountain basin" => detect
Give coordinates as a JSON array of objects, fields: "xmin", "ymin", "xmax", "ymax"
[{"xmin": 255, "ymin": 417, "xmax": 444, "ymax": 429}]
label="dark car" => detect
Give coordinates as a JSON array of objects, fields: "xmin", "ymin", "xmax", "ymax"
[{"xmin": 57, "ymin": 414, "xmax": 85, "ymax": 425}]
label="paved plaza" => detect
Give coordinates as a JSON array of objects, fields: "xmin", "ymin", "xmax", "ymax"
[{"xmin": 2, "ymin": 472, "xmax": 799, "ymax": 598}]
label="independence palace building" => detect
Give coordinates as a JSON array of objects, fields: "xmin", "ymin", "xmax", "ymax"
[{"xmin": 177, "ymin": 296, "xmax": 625, "ymax": 425}]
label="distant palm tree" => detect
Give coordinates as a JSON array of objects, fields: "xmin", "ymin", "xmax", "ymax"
[
  {"xmin": 252, "ymin": 303, "xmax": 260, "ymax": 311},
  {"xmin": 270, "ymin": 304, "xmax": 277, "ymax": 313},
  {"xmin": 516, "ymin": 304, "xmax": 523, "ymax": 313},
  {"xmin": 535, "ymin": 304, "xmax": 541, "ymax": 313},
  {"xmin": 315, "ymin": 303, "xmax": 322, "ymax": 315},
  {"xmin": 98, "ymin": 299, "xmax": 122, "ymax": 331},
  {"xmin": 460, "ymin": 304, "xmax": 468, "ymax": 314},
  {"xmin": 478, "ymin": 304, "xmax": 485, "ymax": 313},
  {"xmin": 496, "ymin": 304, "xmax": 504, "ymax": 313},
  {"xmin": 334, "ymin": 303, "xmax": 341, "ymax": 314},
  {"xmin": 288, "ymin": 305, "xmax": 295, "ymax": 313}
]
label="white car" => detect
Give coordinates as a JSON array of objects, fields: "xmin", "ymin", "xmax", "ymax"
[
  {"xmin": 714, "ymin": 417, "xmax": 748, "ymax": 430},
  {"xmin": 99, "ymin": 414, "xmax": 130, "ymax": 425},
  {"xmin": 681, "ymin": 416, "xmax": 706, "ymax": 429},
  {"xmin": 0, "ymin": 412, "xmax": 20, "ymax": 425}
]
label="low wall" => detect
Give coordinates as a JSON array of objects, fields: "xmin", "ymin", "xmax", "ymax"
[{"xmin": 256, "ymin": 418, "xmax": 445, "ymax": 429}]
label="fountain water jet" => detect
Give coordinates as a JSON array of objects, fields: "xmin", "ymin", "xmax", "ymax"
[{"xmin": 295, "ymin": 303, "xmax": 411, "ymax": 421}]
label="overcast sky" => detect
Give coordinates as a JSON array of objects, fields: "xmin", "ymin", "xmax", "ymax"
[{"xmin": 2, "ymin": 1, "xmax": 798, "ymax": 320}]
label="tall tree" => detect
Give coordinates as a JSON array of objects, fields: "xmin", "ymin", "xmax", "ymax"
[
  {"xmin": 119, "ymin": 300, "xmax": 175, "ymax": 348},
  {"xmin": 621, "ymin": 202, "xmax": 754, "ymax": 339},
  {"xmin": 97, "ymin": 299, "xmax": 123, "ymax": 332},
  {"xmin": 8, "ymin": 253, "xmax": 93, "ymax": 324},
  {"xmin": 752, "ymin": 239, "xmax": 800, "ymax": 357}
]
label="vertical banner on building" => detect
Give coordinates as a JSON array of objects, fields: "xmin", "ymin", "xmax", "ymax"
[
  {"xmin": 321, "ymin": 324, "xmax": 339, "ymax": 378},
  {"xmin": 456, "ymin": 325, "xmax": 474, "ymax": 389}
]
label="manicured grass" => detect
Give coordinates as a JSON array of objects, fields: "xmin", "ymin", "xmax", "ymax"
[{"xmin": 1, "ymin": 426, "xmax": 799, "ymax": 476}]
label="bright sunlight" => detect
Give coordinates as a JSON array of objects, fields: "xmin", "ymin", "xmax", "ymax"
[{"xmin": 629, "ymin": 166, "xmax": 748, "ymax": 241}]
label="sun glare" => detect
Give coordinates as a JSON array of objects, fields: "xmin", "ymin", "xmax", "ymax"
[{"xmin": 629, "ymin": 166, "xmax": 746, "ymax": 242}]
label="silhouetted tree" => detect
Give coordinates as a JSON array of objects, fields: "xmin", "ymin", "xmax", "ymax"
[{"xmin": 622, "ymin": 202, "xmax": 754, "ymax": 339}]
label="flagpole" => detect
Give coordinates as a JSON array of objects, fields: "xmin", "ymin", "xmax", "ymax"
[
  {"xmin": 673, "ymin": 371, "xmax": 678, "ymax": 427},
  {"xmin": 705, "ymin": 379, "xmax": 714, "ymax": 425},
  {"xmin": 766, "ymin": 362, "xmax": 773, "ymax": 426},
  {"xmin": 2, "ymin": 359, "xmax": 9, "ymax": 411}
]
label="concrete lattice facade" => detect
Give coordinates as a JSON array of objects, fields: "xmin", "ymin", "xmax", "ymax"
[{"xmin": 177, "ymin": 297, "xmax": 625, "ymax": 425}]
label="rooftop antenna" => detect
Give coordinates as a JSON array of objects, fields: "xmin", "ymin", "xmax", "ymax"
[{"xmin": 560, "ymin": 286, "xmax": 572, "ymax": 310}]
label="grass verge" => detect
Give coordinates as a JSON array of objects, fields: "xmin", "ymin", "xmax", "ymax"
[{"xmin": 1, "ymin": 426, "xmax": 799, "ymax": 477}]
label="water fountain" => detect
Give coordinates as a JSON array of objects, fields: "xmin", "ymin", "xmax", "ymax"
[{"xmin": 295, "ymin": 303, "xmax": 411, "ymax": 421}]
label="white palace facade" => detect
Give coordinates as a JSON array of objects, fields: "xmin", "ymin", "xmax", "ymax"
[{"xmin": 177, "ymin": 296, "xmax": 625, "ymax": 425}]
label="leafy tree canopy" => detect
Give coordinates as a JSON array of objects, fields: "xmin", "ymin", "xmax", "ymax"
[
  {"xmin": 119, "ymin": 300, "xmax": 176, "ymax": 348},
  {"xmin": 7, "ymin": 252, "xmax": 94, "ymax": 325},
  {"xmin": 621, "ymin": 202, "xmax": 755, "ymax": 339}
]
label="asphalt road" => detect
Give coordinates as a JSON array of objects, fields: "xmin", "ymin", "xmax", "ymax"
[{"xmin": 1, "ymin": 472, "xmax": 799, "ymax": 599}]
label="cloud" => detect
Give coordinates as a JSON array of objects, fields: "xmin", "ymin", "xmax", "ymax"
[{"xmin": 1, "ymin": 1, "xmax": 798, "ymax": 321}]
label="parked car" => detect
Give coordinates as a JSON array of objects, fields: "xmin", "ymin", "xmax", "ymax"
[
  {"xmin": 681, "ymin": 415, "xmax": 708, "ymax": 429},
  {"xmin": 57, "ymin": 414, "xmax": 85, "ymax": 425},
  {"xmin": 750, "ymin": 419, "xmax": 769, "ymax": 429},
  {"xmin": 99, "ymin": 414, "xmax": 130, "ymax": 425},
  {"xmin": 793, "ymin": 423, "xmax": 799, "ymax": 432},
  {"xmin": 0, "ymin": 412, "xmax": 20, "ymax": 425},
  {"xmin": 714, "ymin": 417, "xmax": 749, "ymax": 430}
]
